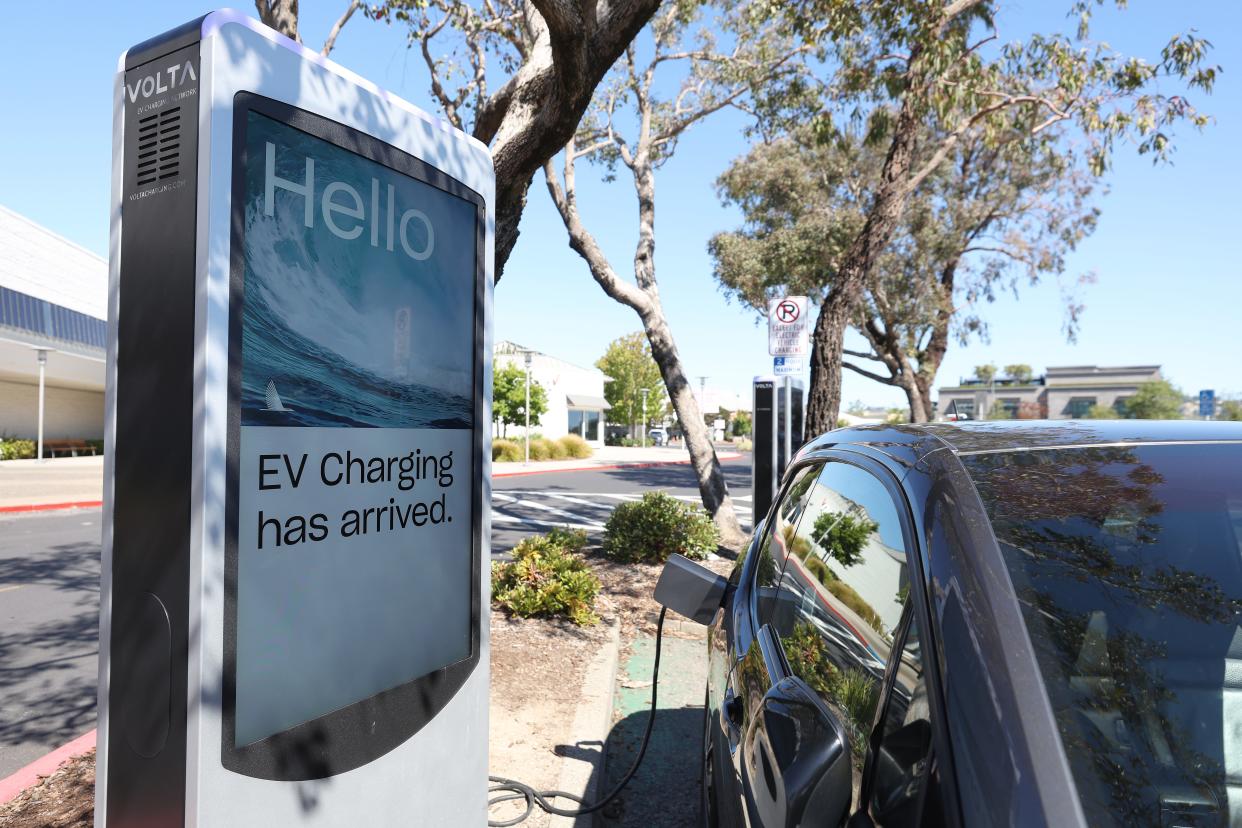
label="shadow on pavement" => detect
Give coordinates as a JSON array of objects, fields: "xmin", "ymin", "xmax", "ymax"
[
  {"xmin": 589, "ymin": 705, "xmax": 704, "ymax": 828},
  {"xmin": 0, "ymin": 540, "xmax": 100, "ymax": 754}
]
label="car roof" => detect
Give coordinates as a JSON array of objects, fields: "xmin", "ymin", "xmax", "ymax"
[{"xmin": 802, "ymin": 419, "xmax": 1242, "ymax": 468}]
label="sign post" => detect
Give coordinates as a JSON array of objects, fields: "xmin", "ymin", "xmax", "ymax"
[{"xmin": 101, "ymin": 12, "xmax": 493, "ymax": 826}]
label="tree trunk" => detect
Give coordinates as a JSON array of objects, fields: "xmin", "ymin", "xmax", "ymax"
[
  {"xmin": 905, "ymin": 379, "xmax": 932, "ymax": 423},
  {"xmin": 804, "ymin": 80, "xmax": 925, "ymax": 434},
  {"xmin": 641, "ymin": 304, "xmax": 748, "ymax": 549}
]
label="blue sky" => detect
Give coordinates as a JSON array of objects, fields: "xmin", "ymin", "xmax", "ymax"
[{"xmin": 1, "ymin": 1, "xmax": 1238, "ymax": 409}]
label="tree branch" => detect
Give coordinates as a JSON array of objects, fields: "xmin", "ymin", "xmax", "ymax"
[
  {"xmin": 543, "ymin": 148, "xmax": 650, "ymax": 312},
  {"xmin": 843, "ymin": 361, "xmax": 900, "ymax": 386},
  {"xmin": 321, "ymin": 0, "xmax": 360, "ymax": 56}
]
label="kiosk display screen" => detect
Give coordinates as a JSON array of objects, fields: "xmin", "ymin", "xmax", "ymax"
[{"xmin": 231, "ymin": 108, "xmax": 478, "ymax": 748}]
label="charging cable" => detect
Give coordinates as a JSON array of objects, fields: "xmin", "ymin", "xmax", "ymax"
[{"xmin": 486, "ymin": 607, "xmax": 668, "ymax": 826}]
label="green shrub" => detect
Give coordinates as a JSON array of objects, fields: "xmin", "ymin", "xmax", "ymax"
[
  {"xmin": 492, "ymin": 440, "xmax": 523, "ymax": 462},
  {"xmin": 557, "ymin": 434, "xmax": 592, "ymax": 459},
  {"xmin": 0, "ymin": 439, "xmax": 36, "ymax": 461},
  {"xmin": 603, "ymin": 491, "xmax": 719, "ymax": 563},
  {"xmin": 491, "ymin": 528, "xmax": 600, "ymax": 625},
  {"xmin": 734, "ymin": 438, "xmax": 753, "ymax": 452}
]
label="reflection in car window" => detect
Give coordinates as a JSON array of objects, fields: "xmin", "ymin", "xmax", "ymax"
[
  {"xmin": 964, "ymin": 444, "xmax": 1242, "ymax": 828},
  {"xmin": 752, "ymin": 463, "xmax": 820, "ymax": 627},
  {"xmin": 773, "ymin": 460, "xmax": 912, "ymax": 809}
]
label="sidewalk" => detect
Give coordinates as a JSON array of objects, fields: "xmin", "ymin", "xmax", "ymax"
[
  {"xmin": 0, "ymin": 457, "xmax": 104, "ymax": 511},
  {"xmin": 494, "ymin": 445, "xmax": 741, "ymax": 477}
]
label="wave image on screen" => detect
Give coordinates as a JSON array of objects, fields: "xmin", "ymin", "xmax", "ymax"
[{"xmin": 239, "ymin": 112, "xmax": 476, "ymax": 429}]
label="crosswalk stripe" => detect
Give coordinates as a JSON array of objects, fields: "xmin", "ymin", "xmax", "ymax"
[
  {"xmin": 545, "ymin": 493, "xmax": 613, "ymax": 511},
  {"xmin": 492, "ymin": 512, "xmax": 603, "ymax": 532}
]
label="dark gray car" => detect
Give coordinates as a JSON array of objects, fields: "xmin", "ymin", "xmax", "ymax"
[{"xmin": 703, "ymin": 420, "xmax": 1242, "ymax": 827}]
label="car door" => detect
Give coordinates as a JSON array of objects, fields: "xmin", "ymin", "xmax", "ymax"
[
  {"xmin": 735, "ymin": 455, "xmax": 945, "ymax": 827},
  {"xmin": 716, "ymin": 461, "xmax": 823, "ymax": 825}
]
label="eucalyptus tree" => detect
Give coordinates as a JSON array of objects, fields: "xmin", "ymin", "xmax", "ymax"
[
  {"xmin": 712, "ymin": 126, "xmax": 1097, "ymax": 422},
  {"xmin": 748, "ymin": 0, "xmax": 1218, "ymax": 433},
  {"xmin": 542, "ymin": 3, "xmax": 818, "ymax": 546},
  {"xmin": 255, "ymin": 0, "xmax": 667, "ymax": 278}
]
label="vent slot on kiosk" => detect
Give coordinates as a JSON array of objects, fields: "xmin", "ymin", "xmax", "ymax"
[{"xmin": 135, "ymin": 106, "xmax": 181, "ymax": 185}]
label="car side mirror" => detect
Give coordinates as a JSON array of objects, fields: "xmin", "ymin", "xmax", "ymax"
[
  {"xmin": 653, "ymin": 553, "xmax": 727, "ymax": 625},
  {"xmin": 749, "ymin": 675, "xmax": 852, "ymax": 828}
]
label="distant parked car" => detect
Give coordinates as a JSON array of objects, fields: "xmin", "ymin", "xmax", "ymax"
[
  {"xmin": 702, "ymin": 420, "xmax": 1242, "ymax": 828},
  {"xmin": 648, "ymin": 427, "xmax": 667, "ymax": 446}
]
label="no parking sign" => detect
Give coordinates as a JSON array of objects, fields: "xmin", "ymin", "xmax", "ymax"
[{"xmin": 768, "ymin": 295, "xmax": 809, "ymax": 356}]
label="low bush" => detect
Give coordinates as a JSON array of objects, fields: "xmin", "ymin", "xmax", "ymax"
[
  {"xmin": 527, "ymin": 437, "xmax": 552, "ymax": 461},
  {"xmin": 734, "ymin": 438, "xmax": 753, "ymax": 452},
  {"xmin": 603, "ymin": 491, "xmax": 719, "ymax": 563},
  {"xmin": 493, "ymin": 440, "xmax": 523, "ymax": 463},
  {"xmin": 0, "ymin": 439, "xmax": 36, "ymax": 461},
  {"xmin": 491, "ymin": 528, "xmax": 600, "ymax": 625},
  {"xmin": 557, "ymin": 434, "xmax": 592, "ymax": 459},
  {"xmin": 494, "ymin": 436, "xmax": 593, "ymax": 463}
]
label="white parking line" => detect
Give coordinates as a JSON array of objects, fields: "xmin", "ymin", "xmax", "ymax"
[
  {"xmin": 490, "ymin": 489, "xmax": 755, "ymax": 538},
  {"xmin": 544, "ymin": 493, "xmax": 614, "ymax": 511},
  {"xmin": 491, "ymin": 510, "xmax": 603, "ymax": 532}
]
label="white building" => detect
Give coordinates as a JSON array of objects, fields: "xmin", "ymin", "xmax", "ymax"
[
  {"xmin": 0, "ymin": 205, "xmax": 107, "ymax": 442},
  {"xmin": 494, "ymin": 341, "xmax": 611, "ymax": 447}
]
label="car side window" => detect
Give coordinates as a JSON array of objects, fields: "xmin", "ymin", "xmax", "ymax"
[
  {"xmin": 771, "ymin": 460, "xmax": 914, "ymax": 810},
  {"xmin": 751, "ymin": 463, "xmax": 821, "ymax": 628}
]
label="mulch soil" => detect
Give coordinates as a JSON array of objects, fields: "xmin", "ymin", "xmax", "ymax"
[{"xmin": 0, "ymin": 749, "xmax": 94, "ymax": 828}]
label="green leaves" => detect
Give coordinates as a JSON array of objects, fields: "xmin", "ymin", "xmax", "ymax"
[
  {"xmin": 493, "ymin": 358, "xmax": 549, "ymax": 432},
  {"xmin": 491, "ymin": 528, "xmax": 601, "ymax": 626},
  {"xmin": 603, "ymin": 491, "xmax": 720, "ymax": 563},
  {"xmin": 596, "ymin": 333, "xmax": 668, "ymax": 429}
]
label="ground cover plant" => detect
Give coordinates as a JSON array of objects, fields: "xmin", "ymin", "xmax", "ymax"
[
  {"xmin": 491, "ymin": 528, "xmax": 601, "ymax": 626},
  {"xmin": 603, "ymin": 491, "xmax": 719, "ymax": 563}
]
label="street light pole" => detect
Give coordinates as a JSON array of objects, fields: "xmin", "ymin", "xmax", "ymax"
[
  {"xmin": 524, "ymin": 351, "xmax": 532, "ymax": 465},
  {"xmin": 640, "ymin": 387, "xmax": 649, "ymax": 447},
  {"xmin": 36, "ymin": 349, "xmax": 47, "ymax": 462}
]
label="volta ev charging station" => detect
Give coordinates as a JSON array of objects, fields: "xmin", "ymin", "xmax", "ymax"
[{"xmin": 100, "ymin": 12, "xmax": 493, "ymax": 826}]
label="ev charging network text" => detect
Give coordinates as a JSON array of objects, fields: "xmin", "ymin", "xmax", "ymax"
[{"xmin": 254, "ymin": 448, "xmax": 458, "ymax": 550}]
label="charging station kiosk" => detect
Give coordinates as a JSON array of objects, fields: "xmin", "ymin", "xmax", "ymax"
[
  {"xmin": 100, "ymin": 12, "xmax": 493, "ymax": 826},
  {"xmin": 751, "ymin": 376, "xmax": 803, "ymax": 521}
]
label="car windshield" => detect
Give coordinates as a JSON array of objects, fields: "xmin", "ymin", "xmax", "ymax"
[{"xmin": 963, "ymin": 443, "xmax": 1242, "ymax": 828}]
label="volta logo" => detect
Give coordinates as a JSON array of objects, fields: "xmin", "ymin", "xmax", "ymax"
[{"xmin": 126, "ymin": 61, "xmax": 196, "ymax": 103}]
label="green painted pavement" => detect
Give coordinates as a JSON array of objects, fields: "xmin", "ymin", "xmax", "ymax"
[{"xmin": 598, "ymin": 631, "xmax": 707, "ymax": 827}]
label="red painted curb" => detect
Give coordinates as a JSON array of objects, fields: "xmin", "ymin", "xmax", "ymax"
[
  {"xmin": 493, "ymin": 454, "xmax": 741, "ymax": 478},
  {"xmin": 0, "ymin": 728, "xmax": 96, "ymax": 806},
  {"xmin": 0, "ymin": 500, "xmax": 103, "ymax": 515}
]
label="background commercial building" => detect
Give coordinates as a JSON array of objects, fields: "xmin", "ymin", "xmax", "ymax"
[
  {"xmin": 494, "ymin": 340, "xmax": 611, "ymax": 446},
  {"xmin": 937, "ymin": 364, "xmax": 1163, "ymax": 420},
  {"xmin": 0, "ymin": 205, "xmax": 107, "ymax": 442}
]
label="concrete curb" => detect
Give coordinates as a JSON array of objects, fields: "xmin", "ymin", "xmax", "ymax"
[
  {"xmin": 548, "ymin": 615, "xmax": 622, "ymax": 828},
  {"xmin": 0, "ymin": 729, "xmax": 96, "ymax": 806}
]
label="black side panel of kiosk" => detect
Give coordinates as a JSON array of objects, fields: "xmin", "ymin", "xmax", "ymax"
[
  {"xmin": 752, "ymin": 380, "xmax": 775, "ymax": 521},
  {"xmin": 109, "ymin": 34, "xmax": 201, "ymax": 828}
]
